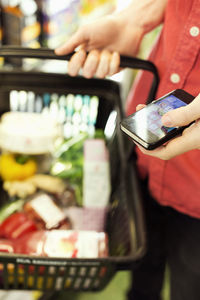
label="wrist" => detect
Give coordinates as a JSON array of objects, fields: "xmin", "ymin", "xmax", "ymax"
[{"xmin": 116, "ymin": 0, "xmax": 167, "ymax": 35}]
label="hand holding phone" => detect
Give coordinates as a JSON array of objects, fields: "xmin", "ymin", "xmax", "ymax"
[{"xmin": 120, "ymin": 89, "xmax": 195, "ymax": 150}]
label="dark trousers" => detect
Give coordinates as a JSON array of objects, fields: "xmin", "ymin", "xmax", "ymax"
[{"xmin": 128, "ymin": 181, "xmax": 200, "ymax": 300}]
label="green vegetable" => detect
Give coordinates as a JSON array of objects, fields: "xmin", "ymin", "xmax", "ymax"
[
  {"xmin": 0, "ymin": 199, "xmax": 25, "ymax": 223},
  {"xmin": 51, "ymin": 130, "xmax": 106, "ymax": 206}
]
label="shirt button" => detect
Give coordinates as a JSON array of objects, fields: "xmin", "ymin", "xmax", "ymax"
[
  {"xmin": 170, "ymin": 73, "xmax": 180, "ymax": 84},
  {"xmin": 189, "ymin": 26, "xmax": 200, "ymax": 37}
]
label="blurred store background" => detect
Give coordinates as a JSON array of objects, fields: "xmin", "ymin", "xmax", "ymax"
[
  {"xmin": 0, "ymin": 0, "xmax": 130, "ymax": 64},
  {"xmin": 0, "ymin": 0, "xmax": 159, "ymax": 101}
]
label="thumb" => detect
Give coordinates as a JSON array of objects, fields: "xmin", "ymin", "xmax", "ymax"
[
  {"xmin": 55, "ymin": 29, "xmax": 88, "ymax": 55},
  {"xmin": 162, "ymin": 93, "xmax": 200, "ymax": 127}
]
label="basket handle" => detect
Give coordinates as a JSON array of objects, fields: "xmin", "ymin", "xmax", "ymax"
[{"xmin": 0, "ymin": 46, "xmax": 159, "ymax": 103}]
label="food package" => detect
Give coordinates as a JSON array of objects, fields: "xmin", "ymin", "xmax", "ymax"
[
  {"xmin": 23, "ymin": 193, "xmax": 71, "ymax": 230},
  {"xmin": 14, "ymin": 230, "xmax": 108, "ymax": 258},
  {"xmin": 64, "ymin": 206, "xmax": 108, "ymax": 232},
  {"xmin": 0, "ymin": 212, "xmax": 37, "ymax": 240},
  {"xmin": 83, "ymin": 138, "xmax": 111, "ymax": 208},
  {"xmin": 0, "ymin": 112, "xmax": 61, "ymax": 154}
]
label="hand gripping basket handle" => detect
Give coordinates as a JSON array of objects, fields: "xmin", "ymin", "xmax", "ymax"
[{"xmin": 0, "ymin": 46, "xmax": 159, "ymax": 103}]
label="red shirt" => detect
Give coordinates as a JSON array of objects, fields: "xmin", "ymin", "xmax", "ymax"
[{"xmin": 126, "ymin": 0, "xmax": 200, "ymax": 218}]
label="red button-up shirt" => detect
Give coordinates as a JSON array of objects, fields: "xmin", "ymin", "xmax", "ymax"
[{"xmin": 126, "ymin": 0, "xmax": 200, "ymax": 218}]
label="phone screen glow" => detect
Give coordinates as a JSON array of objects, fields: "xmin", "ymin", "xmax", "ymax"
[{"xmin": 133, "ymin": 95, "xmax": 187, "ymax": 140}]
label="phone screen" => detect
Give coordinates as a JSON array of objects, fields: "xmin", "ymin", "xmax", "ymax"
[{"xmin": 125, "ymin": 94, "xmax": 187, "ymax": 143}]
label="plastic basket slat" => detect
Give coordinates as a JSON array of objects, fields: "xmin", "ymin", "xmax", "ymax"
[
  {"xmin": 42, "ymin": 266, "xmax": 49, "ymax": 290},
  {"xmin": 13, "ymin": 264, "xmax": 18, "ymax": 289},
  {"xmin": 33, "ymin": 265, "xmax": 39, "ymax": 290},
  {"xmin": 50, "ymin": 266, "xmax": 60, "ymax": 290},
  {"xmin": 3, "ymin": 263, "xmax": 9, "ymax": 289},
  {"xmin": 61, "ymin": 266, "xmax": 70, "ymax": 290},
  {"xmin": 23, "ymin": 264, "xmax": 29, "ymax": 288},
  {"xmin": 70, "ymin": 266, "xmax": 80, "ymax": 290}
]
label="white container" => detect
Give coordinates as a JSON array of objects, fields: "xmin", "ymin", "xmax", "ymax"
[{"xmin": 83, "ymin": 139, "xmax": 111, "ymax": 208}]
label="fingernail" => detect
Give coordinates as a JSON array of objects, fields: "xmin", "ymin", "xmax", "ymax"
[{"xmin": 162, "ymin": 115, "xmax": 172, "ymax": 127}]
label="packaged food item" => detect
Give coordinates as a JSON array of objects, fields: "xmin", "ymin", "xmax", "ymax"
[
  {"xmin": 14, "ymin": 230, "xmax": 46, "ymax": 256},
  {"xmin": 64, "ymin": 206, "xmax": 107, "ymax": 232},
  {"xmin": 0, "ymin": 212, "xmax": 37, "ymax": 240},
  {"xmin": 0, "ymin": 239, "xmax": 14, "ymax": 253},
  {"xmin": 43, "ymin": 230, "xmax": 108, "ymax": 258},
  {"xmin": 83, "ymin": 139, "xmax": 111, "ymax": 208},
  {"xmin": 23, "ymin": 193, "xmax": 71, "ymax": 230},
  {"xmin": 0, "ymin": 112, "xmax": 61, "ymax": 154},
  {"xmin": 14, "ymin": 230, "xmax": 108, "ymax": 258}
]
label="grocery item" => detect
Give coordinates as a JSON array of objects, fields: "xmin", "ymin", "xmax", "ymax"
[
  {"xmin": 43, "ymin": 230, "xmax": 108, "ymax": 258},
  {"xmin": 0, "ymin": 112, "xmax": 61, "ymax": 154},
  {"xmin": 3, "ymin": 180, "xmax": 37, "ymax": 198},
  {"xmin": 23, "ymin": 193, "xmax": 71, "ymax": 230},
  {"xmin": 0, "ymin": 239, "xmax": 14, "ymax": 253},
  {"xmin": 0, "ymin": 199, "xmax": 25, "ymax": 223},
  {"xmin": 14, "ymin": 230, "xmax": 108, "ymax": 258},
  {"xmin": 3, "ymin": 174, "xmax": 68, "ymax": 199},
  {"xmin": 64, "ymin": 206, "xmax": 107, "ymax": 232},
  {"xmin": 13, "ymin": 230, "xmax": 46, "ymax": 256},
  {"xmin": 0, "ymin": 212, "xmax": 37, "ymax": 240},
  {"xmin": 0, "ymin": 153, "xmax": 37, "ymax": 181},
  {"xmin": 51, "ymin": 132, "xmax": 87, "ymax": 206},
  {"xmin": 29, "ymin": 174, "xmax": 67, "ymax": 194},
  {"xmin": 83, "ymin": 139, "xmax": 111, "ymax": 208}
]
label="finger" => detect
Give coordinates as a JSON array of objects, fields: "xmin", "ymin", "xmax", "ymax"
[
  {"xmin": 82, "ymin": 50, "xmax": 100, "ymax": 78},
  {"xmin": 162, "ymin": 93, "xmax": 200, "ymax": 127},
  {"xmin": 67, "ymin": 49, "xmax": 87, "ymax": 76},
  {"xmin": 136, "ymin": 104, "xmax": 146, "ymax": 111},
  {"xmin": 55, "ymin": 28, "xmax": 88, "ymax": 55},
  {"xmin": 95, "ymin": 50, "xmax": 110, "ymax": 78},
  {"xmin": 108, "ymin": 52, "xmax": 120, "ymax": 76},
  {"xmin": 139, "ymin": 121, "xmax": 200, "ymax": 160}
]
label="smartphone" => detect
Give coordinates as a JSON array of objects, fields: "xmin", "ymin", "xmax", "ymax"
[{"xmin": 120, "ymin": 89, "xmax": 195, "ymax": 150}]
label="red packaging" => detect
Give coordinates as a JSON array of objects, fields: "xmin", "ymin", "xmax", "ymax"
[
  {"xmin": 23, "ymin": 193, "xmax": 71, "ymax": 230},
  {"xmin": 14, "ymin": 230, "xmax": 47, "ymax": 256},
  {"xmin": 0, "ymin": 239, "xmax": 14, "ymax": 253},
  {"xmin": 14, "ymin": 230, "xmax": 108, "ymax": 258},
  {"xmin": 0, "ymin": 212, "xmax": 37, "ymax": 240}
]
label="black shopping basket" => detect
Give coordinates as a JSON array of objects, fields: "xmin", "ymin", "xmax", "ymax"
[{"xmin": 0, "ymin": 46, "xmax": 159, "ymax": 292}]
